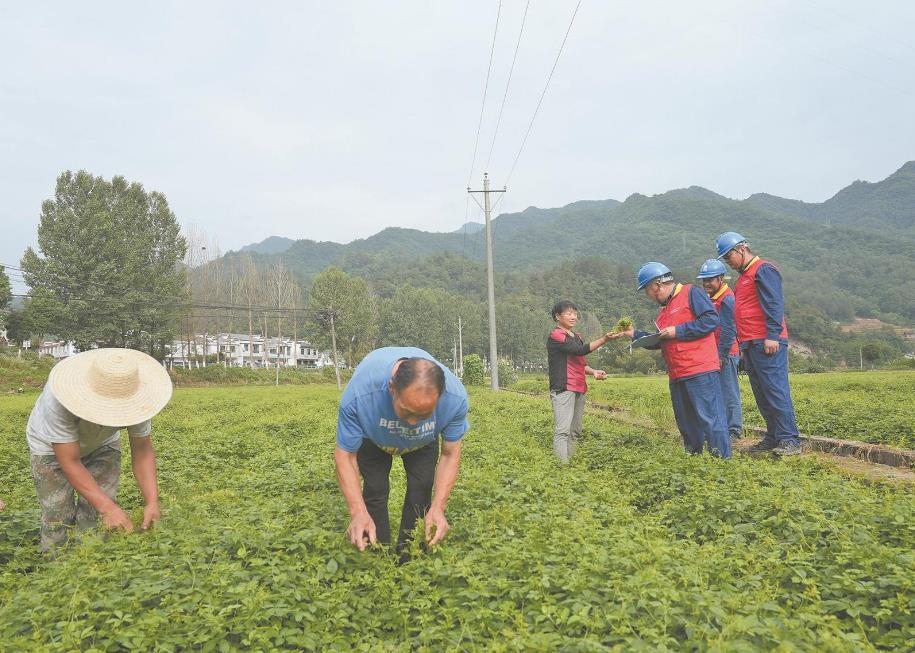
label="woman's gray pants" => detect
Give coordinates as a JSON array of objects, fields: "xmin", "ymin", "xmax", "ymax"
[{"xmin": 550, "ymin": 390, "xmax": 586, "ymax": 463}]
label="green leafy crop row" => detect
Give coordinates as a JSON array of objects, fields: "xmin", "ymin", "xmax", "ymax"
[
  {"xmin": 1, "ymin": 385, "xmax": 913, "ymax": 651},
  {"xmin": 513, "ymin": 371, "xmax": 915, "ymax": 449}
]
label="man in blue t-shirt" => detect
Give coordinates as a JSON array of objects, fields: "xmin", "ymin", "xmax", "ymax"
[{"xmin": 334, "ymin": 347, "xmax": 469, "ymax": 556}]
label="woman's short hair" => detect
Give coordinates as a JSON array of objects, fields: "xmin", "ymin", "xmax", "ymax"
[{"xmin": 551, "ymin": 300, "xmax": 578, "ymax": 321}]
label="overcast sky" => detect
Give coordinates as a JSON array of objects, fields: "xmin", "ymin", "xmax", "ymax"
[{"xmin": 3, "ymin": 1, "xmax": 914, "ymax": 292}]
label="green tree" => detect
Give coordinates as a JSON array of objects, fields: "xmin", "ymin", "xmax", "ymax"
[
  {"xmin": 0, "ymin": 267, "xmax": 10, "ymax": 330},
  {"xmin": 378, "ymin": 286, "xmax": 467, "ymax": 364},
  {"xmin": 308, "ymin": 267, "xmax": 378, "ymax": 381},
  {"xmin": 21, "ymin": 289, "xmax": 62, "ymax": 344},
  {"xmin": 3, "ymin": 309, "xmax": 28, "ymax": 344},
  {"xmin": 0, "ymin": 268, "xmax": 10, "ymax": 308},
  {"xmin": 20, "ymin": 171, "xmax": 187, "ymax": 355},
  {"xmin": 861, "ymin": 341, "xmax": 892, "ymax": 367}
]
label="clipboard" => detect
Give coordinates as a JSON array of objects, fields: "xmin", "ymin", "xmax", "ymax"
[{"xmin": 631, "ymin": 332, "xmax": 663, "ymax": 349}]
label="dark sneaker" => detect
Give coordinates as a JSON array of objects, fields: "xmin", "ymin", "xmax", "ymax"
[
  {"xmin": 729, "ymin": 430, "xmax": 743, "ymax": 440},
  {"xmin": 747, "ymin": 438, "xmax": 778, "ymax": 453},
  {"xmin": 772, "ymin": 442, "xmax": 803, "ymax": 456}
]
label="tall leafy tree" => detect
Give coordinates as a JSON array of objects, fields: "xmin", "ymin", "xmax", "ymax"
[
  {"xmin": 20, "ymin": 171, "xmax": 187, "ymax": 355},
  {"xmin": 378, "ymin": 286, "xmax": 483, "ymax": 367},
  {"xmin": 0, "ymin": 267, "xmax": 11, "ymax": 327},
  {"xmin": 308, "ymin": 267, "xmax": 378, "ymax": 383}
]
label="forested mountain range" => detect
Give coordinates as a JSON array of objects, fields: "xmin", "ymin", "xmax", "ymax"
[
  {"xmin": 228, "ymin": 162, "xmax": 915, "ymax": 327},
  {"xmin": 200, "ymin": 162, "xmax": 915, "ymax": 369},
  {"xmin": 744, "ymin": 161, "xmax": 915, "ymax": 232}
]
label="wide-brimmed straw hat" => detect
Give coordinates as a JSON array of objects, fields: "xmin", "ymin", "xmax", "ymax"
[{"xmin": 49, "ymin": 348, "xmax": 173, "ymax": 426}]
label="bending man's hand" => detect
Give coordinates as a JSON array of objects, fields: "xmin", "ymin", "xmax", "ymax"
[
  {"xmin": 424, "ymin": 506, "xmax": 450, "ymax": 547},
  {"xmin": 142, "ymin": 501, "xmax": 161, "ymax": 530},
  {"xmin": 102, "ymin": 506, "xmax": 134, "ymax": 533},
  {"xmin": 346, "ymin": 511, "xmax": 377, "ymax": 551},
  {"xmin": 592, "ymin": 369, "xmax": 607, "ymax": 380}
]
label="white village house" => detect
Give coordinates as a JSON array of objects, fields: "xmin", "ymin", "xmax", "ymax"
[
  {"xmin": 17, "ymin": 334, "xmax": 331, "ymax": 368},
  {"xmin": 165, "ymin": 333, "xmax": 331, "ymax": 369},
  {"xmin": 37, "ymin": 340, "xmax": 80, "ymax": 360}
]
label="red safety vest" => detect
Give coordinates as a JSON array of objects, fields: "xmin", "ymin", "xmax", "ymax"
[
  {"xmin": 734, "ymin": 257, "xmax": 788, "ymax": 342},
  {"xmin": 655, "ymin": 284, "xmax": 720, "ymax": 380},
  {"xmin": 711, "ymin": 284, "xmax": 739, "ymax": 357}
]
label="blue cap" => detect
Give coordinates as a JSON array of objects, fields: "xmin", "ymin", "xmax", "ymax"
[
  {"xmin": 716, "ymin": 232, "xmax": 747, "ymax": 259},
  {"xmin": 637, "ymin": 262, "xmax": 673, "ymax": 291},
  {"xmin": 697, "ymin": 258, "xmax": 727, "ymax": 279}
]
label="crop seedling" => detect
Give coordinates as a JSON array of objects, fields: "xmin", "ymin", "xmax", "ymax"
[{"xmin": 611, "ymin": 316, "xmax": 634, "ymax": 333}]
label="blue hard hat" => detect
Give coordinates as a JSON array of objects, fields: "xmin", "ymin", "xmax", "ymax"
[
  {"xmin": 697, "ymin": 258, "xmax": 727, "ymax": 279},
  {"xmin": 637, "ymin": 262, "xmax": 672, "ymax": 290},
  {"xmin": 716, "ymin": 231, "xmax": 747, "ymax": 259}
]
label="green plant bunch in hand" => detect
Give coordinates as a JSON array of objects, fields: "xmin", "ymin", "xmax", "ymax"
[{"xmin": 611, "ymin": 316, "xmax": 634, "ymax": 334}]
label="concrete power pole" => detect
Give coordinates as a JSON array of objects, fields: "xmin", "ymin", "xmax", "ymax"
[
  {"xmin": 457, "ymin": 315, "xmax": 463, "ymax": 377},
  {"xmin": 468, "ymin": 172, "xmax": 506, "ymax": 390}
]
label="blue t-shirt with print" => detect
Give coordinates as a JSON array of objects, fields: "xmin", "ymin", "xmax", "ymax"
[{"xmin": 336, "ymin": 347, "xmax": 469, "ymax": 454}]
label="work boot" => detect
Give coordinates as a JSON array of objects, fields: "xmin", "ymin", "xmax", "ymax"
[
  {"xmin": 772, "ymin": 442, "xmax": 803, "ymax": 457},
  {"xmin": 747, "ymin": 438, "xmax": 778, "ymax": 453}
]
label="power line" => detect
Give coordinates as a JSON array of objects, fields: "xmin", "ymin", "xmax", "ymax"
[
  {"xmin": 501, "ymin": 0, "xmax": 583, "ymax": 191},
  {"xmin": 485, "ymin": 0, "xmax": 531, "ymax": 172},
  {"xmin": 466, "ymin": 0, "xmax": 503, "ymax": 187}
]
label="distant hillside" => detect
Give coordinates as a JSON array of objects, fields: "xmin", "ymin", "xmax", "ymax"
[
  {"xmin": 744, "ymin": 161, "xmax": 915, "ymax": 232},
  {"xmin": 239, "ymin": 236, "xmax": 295, "ymax": 255},
  {"xmin": 218, "ymin": 163, "xmax": 915, "ymax": 326}
]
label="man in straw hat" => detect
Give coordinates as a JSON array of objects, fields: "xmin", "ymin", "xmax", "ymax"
[{"xmin": 25, "ymin": 348, "xmax": 173, "ymax": 551}]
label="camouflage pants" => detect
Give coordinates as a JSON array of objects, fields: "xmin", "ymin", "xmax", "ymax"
[{"xmin": 30, "ymin": 445, "xmax": 121, "ymax": 551}]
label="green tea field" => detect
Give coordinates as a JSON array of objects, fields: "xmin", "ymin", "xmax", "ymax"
[
  {"xmin": 1, "ymin": 385, "xmax": 914, "ymax": 651},
  {"xmin": 513, "ymin": 371, "xmax": 915, "ymax": 450}
]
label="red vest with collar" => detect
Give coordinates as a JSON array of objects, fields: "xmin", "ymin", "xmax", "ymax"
[
  {"xmin": 734, "ymin": 258, "xmax": 789, "ymax": 342},
  {"xmin": 655, "ymin": 284, "xmax": 720, "ymax": 380},
  {"xmin": 711, "ymin": 285, "xmax": 739, "ymax": 357}
]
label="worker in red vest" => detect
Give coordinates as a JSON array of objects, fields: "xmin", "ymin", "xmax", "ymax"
[
  {"xmin": 610, "ymin": 262, "xmax": 731, "ymax": 458},
  {"xmin": 697, "ymin": 259, "xmax": 743, "ymax": 440},
  {"xmin": 716, "ymin": 232, "xmax": 801, "ymax": 456}
]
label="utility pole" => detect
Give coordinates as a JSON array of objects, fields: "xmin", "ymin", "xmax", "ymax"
[
  {"xmin": 457, "ymin": 315, "xmax": 463, "ymax": 377},
  {"xmin": 468, "ymin": 172, "xmax": 506, "ymax": 390},
  {"xmin": 319, "ymin": 308, "xmax": 342, "ymax": 390}
]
